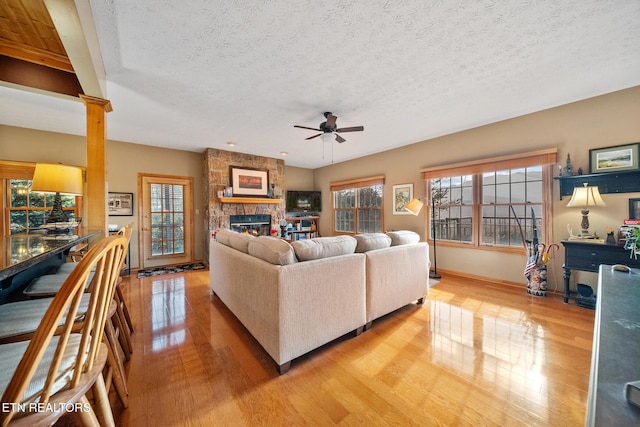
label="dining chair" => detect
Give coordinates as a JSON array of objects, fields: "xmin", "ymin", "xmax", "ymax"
[
  {"xmin": 0, "ymin": 229, "xmax": 133, "ymax": 410},
  {"xmin": 22, "ymin": 223, "xmax": 135, "ymax": 359},
  {"xmin": 0, "ymin": 234, "xmax": 127, "ymax": 426}
]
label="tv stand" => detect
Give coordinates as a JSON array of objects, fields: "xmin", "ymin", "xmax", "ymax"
[{"xmin": 285, "ymin": 216, "xmax": 319, "ymax": 240}]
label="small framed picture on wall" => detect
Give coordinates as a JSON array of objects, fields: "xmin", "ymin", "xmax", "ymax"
[
  {"xmin": 392, "ymin": 183, "xmax": 413, "ymax": 215},
  {"xmin": 108, "ymin": 192, "xmax": 134, "ymax": 216}
]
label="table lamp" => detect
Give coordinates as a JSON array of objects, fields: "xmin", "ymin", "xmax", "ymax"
[
  {"xmin": 566, "ymin": 183, "xmax": 606, "ymax": 238},
  {"xmin": 31, "ymin": 163, "xmax": 83, "ymax": 226}
]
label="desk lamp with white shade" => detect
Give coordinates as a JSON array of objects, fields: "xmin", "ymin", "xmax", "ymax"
[{"xmin": 566, "ymin": 183, "xmax": 606, "ymax": 238}]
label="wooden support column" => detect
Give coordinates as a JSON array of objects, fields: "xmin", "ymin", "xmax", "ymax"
[{"xmin": 80, "ymin": 94, "xmax": 112, "ymax": 234}]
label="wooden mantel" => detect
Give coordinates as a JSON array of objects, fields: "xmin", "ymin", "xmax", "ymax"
[{"xmin": 219, "ymin": 197, "xmax": 283, "ymax": 204}]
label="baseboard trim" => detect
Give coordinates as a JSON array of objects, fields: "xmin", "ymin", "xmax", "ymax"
[
  {"xmin": 432, "ymin": 268, "xmax": 565, "ymax": 298},
  {"xmin": 433, "ymin": 268, "xmax": 524, "ymax": 290}
]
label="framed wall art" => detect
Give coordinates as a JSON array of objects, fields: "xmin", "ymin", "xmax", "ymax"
[
  {"xmin": 392, "ymin": 183, "xmax": 413, "ymax": 215},
  {"xmin": 589, "ymin": 143, "xmax": 639, "ymax": 174},
  {"xmin": 229, "ymin": 166, "xmax": 269, "ymax": 197},
  {"xmin": 108, "ymin": 192, "xmax": 134, "ymax": 216}
]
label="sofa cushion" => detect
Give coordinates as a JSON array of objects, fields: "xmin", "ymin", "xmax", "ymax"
[
  {"xmin": 229, "ymin": 233, "xmax": 255, "ymax": 253},
  {"xmin": 354, "ymin": 233, "xmax": 392, "ymax": 253},
  {"xmin": 248, "ymin": 236, "xmax": 297, "ymax": 265},
  {"xmin": 292, "ymin": 236, "xmax": 357, "ymax": 261},
  {"xmin": 215, "ymin": 229, "xmax": 235, "ymax": 246},
  {"xmin": 386, "ymin": 230, "xmax": 420, "ymax": 246}
]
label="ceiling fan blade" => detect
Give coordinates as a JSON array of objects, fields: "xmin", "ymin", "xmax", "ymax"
[
  {"xmin": 305, "ymin": 133, "xmax": 322, "ymax": 140},
  {"xmin": 335, "ymin": 126, "xmax": 364, "ymax": 133},
  {"xmin": 335, "ymin": 134, "xmax": 346, "ymax": 143},
  {"xmin": 325, "ymin": 114, "xmax": 337, "ymax": 128},
  {"xmin": 294, "ymin": 125, "xmax": 322, "ymax": 131}
]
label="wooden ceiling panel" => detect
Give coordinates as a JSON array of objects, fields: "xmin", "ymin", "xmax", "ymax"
[{"xmin": 0, "ymin": 0, "xmax": 73, "ymax": 72}]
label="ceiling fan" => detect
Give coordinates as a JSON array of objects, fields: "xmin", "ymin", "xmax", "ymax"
[{"xmin": 294, "ymin": 112, "xmax": 364, "ymax": 143}]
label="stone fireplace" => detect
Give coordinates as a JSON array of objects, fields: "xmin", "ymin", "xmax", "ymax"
[{"xmin": 203, "ymin": 149, "xmax": 286, "ymax": 258}]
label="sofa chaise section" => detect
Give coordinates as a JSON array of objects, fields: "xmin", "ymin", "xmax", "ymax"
[
  {"xmin": 210, "ymin": 234, "xmax": 366, "ymax": 374},
  {"xmin": 355, "ymin": 231, "xmax": 430, "ymax": 329}
]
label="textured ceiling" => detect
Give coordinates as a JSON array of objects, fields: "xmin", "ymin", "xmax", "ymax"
[{"xmin": 2, "ymin": 0, "xmax": 640, "ymax": 168}]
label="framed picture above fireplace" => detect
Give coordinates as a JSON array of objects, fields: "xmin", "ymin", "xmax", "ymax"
[{"xmin": 229, "ymin": 166, "xmax": 269, "ymax": 197}]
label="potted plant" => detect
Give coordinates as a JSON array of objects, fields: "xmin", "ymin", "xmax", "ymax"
[{"xmin": 623, "ymin": 227, "xmax": 640, "ymax": 259}]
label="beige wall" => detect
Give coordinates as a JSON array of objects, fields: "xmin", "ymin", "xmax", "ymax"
[
  {"xmin": 0, "ymin": 126, "xmax": 206, "ymax": 269},
  {"xmin": 0, "ymin": 125, "xmax": 315, "ymax": 269},
  {"xmin": 2, "ymin": 85, "xmax": 639, "ymax": 289},
  {"xmin": 313, "ymin": 86, "xmax": 640, "ymax": 290},
  {"xmin": 284, "ymin": 166, "xmax": 315, "ymax": 191},
  {"xmin": 107, "ymin": 140, "xmax": 205, "ymax": 268}
]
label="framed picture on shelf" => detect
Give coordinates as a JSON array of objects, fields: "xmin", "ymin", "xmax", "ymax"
[
  {"xmin": 229, "ymin": 166, "xmax": 269, "ymax": 197},
  {"xmin": 108, "ymin": 192, "xmax": 133, "ymax": 216},
  {"xmin": 589, "ymin": 142, "xmax": 639, "ymax": 173},
  {"xmin": 630, "ymin": 198, "xmax": 640, "ymax": 220},
  {"xmin": 392, "ymin": 183, "xmax": 413, "ymax": 215}
]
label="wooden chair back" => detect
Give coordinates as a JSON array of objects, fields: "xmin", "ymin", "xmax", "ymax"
[{"xmin": 0, "ymin": 234, "xmax": 127, "ymax": 426}]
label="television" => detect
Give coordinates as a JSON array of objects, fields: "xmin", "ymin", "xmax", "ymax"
[{"xmin": 286, "ymin": 190, "xmax": 322, "ymax": 213}]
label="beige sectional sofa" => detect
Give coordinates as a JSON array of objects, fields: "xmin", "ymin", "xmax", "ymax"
[{"xmin": 209, "ymin": 229, "xmax": 429, "ymax": 374}]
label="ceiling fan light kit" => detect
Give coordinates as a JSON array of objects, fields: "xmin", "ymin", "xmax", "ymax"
[{"xmin": 294, "ymin": 112, "xmax": 364, "ymax": 144}]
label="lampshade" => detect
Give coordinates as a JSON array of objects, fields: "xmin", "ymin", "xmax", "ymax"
[
  {"xmin": 404, "ymin": 198, "xmax": 424, "ymax": 216},
  {"xmin": 566, "ymin": 184, "xmax": 606, "ymax": 208},
  {"xmin": 31, "ymin": 163, "xmax": 83, "ymax": 195},
  {"xmin": 321, "ymin": 132, "xmax": 333, "ymax": 143},
  {"xmin": 31, "ymin": 163, "xmax": 83, "ymax": 227},
  {"xmin": 566, "ymin": 183, "xmax": 605, "ymax": 238}
]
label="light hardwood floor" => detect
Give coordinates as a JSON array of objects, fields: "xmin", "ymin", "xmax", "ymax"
[{"xmin": 107, "ymin": 269, "xmax": 594, "ymax": 426}]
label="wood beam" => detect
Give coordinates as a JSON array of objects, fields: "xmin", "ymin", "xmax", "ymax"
[
  {"xmin": 80, "ymin": 94, "xmax": 112, "ymax": 235},
  {"xmin": 0, "ymin": 39, "xmax": 74, "ymax": 72},
  {"xmin": 0, "ymin": 55, "xmax": 82, "ymax": 97},
  {"xmin": 44, "ymin": 0, "xmax": 106, "ymax": 98}
]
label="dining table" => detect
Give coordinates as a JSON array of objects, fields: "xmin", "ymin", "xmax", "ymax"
[{"xmin": 0, "ymin": 228, "xmax": 102, "ymax": 304}]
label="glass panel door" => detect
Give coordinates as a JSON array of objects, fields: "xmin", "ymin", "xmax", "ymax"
[{"xmin": 140, "ymin": 175, "xmax": 193, "ymax": 268}]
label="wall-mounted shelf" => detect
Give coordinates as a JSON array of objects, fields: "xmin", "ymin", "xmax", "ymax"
[
  {"xmin": 554, "ymin": 170, "xmax": 640, "ymax": 199},
  {"xmin": 219, "ymin": 197, "xmax": 283, "ymax": 204}
]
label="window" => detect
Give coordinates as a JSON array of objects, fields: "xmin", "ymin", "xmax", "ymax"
[
  {"xmin": 431, "ymin": 176, "xmax": 474, "ymax": 243},
  {"xmin": 481, "ymin": 167, "xmax": 543, "ymax": 246},
  {"xmin": 150, "ymin": 183, "xmax": 185, "ymax": 256},
  {"xmin": 7, "ymin": 179, "xmax": 78, "ymax": 234},
  {"xmin": 423, "ymin": 149, "xmax": 557, "ymax": 252},
  {"xmin": 331, "ymin": 175, "xmax": 384, "ymax": 234},
  {"xmin": 1, "ymin": 161, "xmax": 80, "ymax": 235}
]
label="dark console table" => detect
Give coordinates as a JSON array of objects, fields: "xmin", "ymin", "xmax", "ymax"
[
  {"xmin": 585, "ymin": 265, "xmax": 640, "ymax": 426},
  {"xmin": 561, "ymin": 240, "xmax": 640, "ymax": 304}
]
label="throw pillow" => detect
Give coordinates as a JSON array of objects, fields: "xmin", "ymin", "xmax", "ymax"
[
  {"xmin": 214, "ymin": 229, "xmax": 235, "ymax": 246},
  {"xmin": 248, "ymin": 236, "xmax": 297, "ymax": 265},
  {"xmin": 292, "ymin": 236, "xmax": 357, "ymax": 261},
  {"xmin": 229, "ymin": 233, "xmax": 254, "ymax": 253},
  {"xmin": 354, "ymin": 233, "xmax": 392, "ymax": 252},
  {"xmin": 386, "ymin": 230, "xmax": 420, "ymax": 246}
]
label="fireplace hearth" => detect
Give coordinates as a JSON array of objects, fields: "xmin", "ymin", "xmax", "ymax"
[{"xmin": 229, "ymin": 214, "xmax": 271, "ymax": 236}]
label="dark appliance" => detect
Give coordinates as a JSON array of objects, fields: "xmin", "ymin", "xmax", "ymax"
[{"xmin": 286, "ymin": 190, "xmax": 321, "ymax": 213}]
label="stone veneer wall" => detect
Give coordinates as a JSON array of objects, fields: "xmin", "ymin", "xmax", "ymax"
[{"xmin": 203, "ymin": 148, "xmax": 286, "ymax": 254}]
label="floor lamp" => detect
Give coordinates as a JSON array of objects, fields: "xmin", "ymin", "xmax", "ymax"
[
  {"xmin": 404, "ymin": 197, "xmax": 441, "ymax": 279},
  {"xmin": 429, "ymin": 200, "xmax": 441, "ymax": 279}
]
